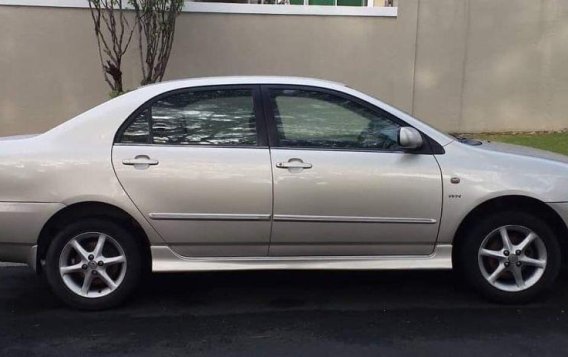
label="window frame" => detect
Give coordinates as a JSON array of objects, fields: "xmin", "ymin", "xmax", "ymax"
[
  {"xmin": 114, "ymin": 85, "xmax": 269, "ymax": 148},
  {"xmin": 0, "ymin": 1, "xmax": 398, "ymax": 18},
  {"xmin": 260, "ymin": 84, "xmax": 442, "ymax": 155}
]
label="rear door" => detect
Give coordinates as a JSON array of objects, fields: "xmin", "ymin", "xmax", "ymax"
[
  {"xmin": 112, "ymin": 85, "xmax": 273, "ymax": 257},
  {"xmin": 263, "ymin": 85, "xmax": 443, "ymax": 256}
]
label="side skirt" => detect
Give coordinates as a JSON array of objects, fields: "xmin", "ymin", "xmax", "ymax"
[{"xmin": 151, "ymin": 245, "xmax": 453, "ymax": 272}]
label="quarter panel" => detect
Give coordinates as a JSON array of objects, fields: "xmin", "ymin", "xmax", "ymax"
[
  {"xmin": 0, "ymin": 202, "xmax": 64, "ymax": 245},
  {"xmin": 549, "ymin": 202, "xmax": 568, "ymax": 232},
  {"xmin": 0, "ymin": 135, "xmax": 166, "ymax": 246},
  {"xmin": 435, "ymin": 142, "xmax": 568, "ymax": 245}
]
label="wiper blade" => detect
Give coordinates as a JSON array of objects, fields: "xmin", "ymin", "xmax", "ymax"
[{"xmin": 451, "ymin": 134, "xmax": 483, "ymax": 146}]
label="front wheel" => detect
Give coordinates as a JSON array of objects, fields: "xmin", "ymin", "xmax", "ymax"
[
  {"xmin": 459, "ymin": 211, "xmax": 561, "ymax": 304},
  {"xmin": 45, "ymin": 219, "xmax": 143, "ymax": 310}
]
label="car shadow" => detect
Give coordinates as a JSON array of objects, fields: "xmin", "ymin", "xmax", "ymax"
[
  {"xmin": 133, "ymin": 269, "xmax": 568, "ymax": 311},
  {"xmin": 3, "ymin": 268, "xmax": 568, "ymax": 356},
  {"xmin": 3, "ymin": 268, "xmax": 568, "ymax": 314}
]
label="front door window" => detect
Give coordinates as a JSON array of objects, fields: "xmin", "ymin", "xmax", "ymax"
[{"xmin": 269, "ymin": 88, "xmax": 401, "ymax": 151}]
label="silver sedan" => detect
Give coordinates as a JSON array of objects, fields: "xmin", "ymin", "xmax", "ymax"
[{"xmin": 1, "ymin": 76, "xmax": 567, "ymax": 309}]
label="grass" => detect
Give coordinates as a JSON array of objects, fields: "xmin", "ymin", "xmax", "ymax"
[{"xmin": 462, "ymin": 131, "xmax": 568, "ymax": 156}]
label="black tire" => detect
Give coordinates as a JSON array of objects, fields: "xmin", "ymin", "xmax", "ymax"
[
  {"xmin": 458, "ymin": 211, "xmax": 561, "ymax": 304},
  {"xmin": 45, "ymin": 218, "xmax": 144, "ymax": 310}
]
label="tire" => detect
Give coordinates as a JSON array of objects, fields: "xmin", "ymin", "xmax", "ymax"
[
  {"xmin": 458, "ymin": 211, "xmax": 561, "ymax": 304},
  {"xmin": 45, "ymin": 218, "xmax": 143, "ymax": 310}
]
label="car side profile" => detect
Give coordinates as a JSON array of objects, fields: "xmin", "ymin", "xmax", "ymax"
[{"xmin": 1, "ymin": 76, "xmax": 567, "ymax": 310}]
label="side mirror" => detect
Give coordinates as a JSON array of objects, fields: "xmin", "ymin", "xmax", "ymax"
[{"xmin": 398, "ymin": 127, "xmax": 423, "ymax": 150}]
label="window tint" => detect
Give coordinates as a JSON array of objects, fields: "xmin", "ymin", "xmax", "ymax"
[
  {"xmin": 269, "ymin": 89, "xmax": 401, "ymax": 150},
  {"xmin": 118, "ymin": 88, "xmax": 258, "ymax": 146},
  {"xmin": 151, "ymin": 89, "xmax": 257, "ymax": 146},
  {"xmin": 121, "ymin": 109, "xmax": 150, "ymax": 144}
]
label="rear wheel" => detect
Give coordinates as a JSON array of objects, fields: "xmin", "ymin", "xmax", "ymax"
[
  {"xmin": 459, "ymin": 211, "xmax": 561, "ymax": 304},
  {"xmin": 45, "ymin": 218, "xmax": 143, "ymax": 310}
]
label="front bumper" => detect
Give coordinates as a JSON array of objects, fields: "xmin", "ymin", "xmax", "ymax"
[{"xmin": 549, "ymin": 202, "xmax": 568, "ymax": 229}]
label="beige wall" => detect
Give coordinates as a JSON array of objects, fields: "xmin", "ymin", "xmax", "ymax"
[
  {"xmin": 1, "ymin": 0, "xmax": 568, "ymax": 136},
  {"xmin": 414, "ymin": 0, "xmax": 568, "ymax": 132}
]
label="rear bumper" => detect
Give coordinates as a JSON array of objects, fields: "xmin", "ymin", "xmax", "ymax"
[
  {"xmin": 0, "ymin": 202, "xmax": 63, "ymax": 267},
  {"xmin": 0, "ymin": 244, "xmax": 37, "ymax": 269}
]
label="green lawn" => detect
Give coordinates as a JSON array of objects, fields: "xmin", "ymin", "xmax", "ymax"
[{"xmin": 464, "ymin": 132, "xmax": 568, "ymax": 156}]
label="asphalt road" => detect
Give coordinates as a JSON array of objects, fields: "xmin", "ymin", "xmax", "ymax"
[{"xmin": 1, "ymin": 267, "xmax": 568, "ymax": 357}]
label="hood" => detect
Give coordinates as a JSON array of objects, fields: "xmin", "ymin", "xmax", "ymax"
[
  {"xmin": 0, "ymin": 134, "xmax": 40, "ymax": 142},
  {"xmin": 474, "ymin": 141, "xmax": 568, "ymax": 165}
]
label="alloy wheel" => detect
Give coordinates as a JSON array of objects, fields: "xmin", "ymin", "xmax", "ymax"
[
  {"xmin": 478, "ymin": 225, "xmax": 547, "ymax": 292},
  {"xmin": 58, "ymin": 232, "xmax": 127, "ymax": 298}
]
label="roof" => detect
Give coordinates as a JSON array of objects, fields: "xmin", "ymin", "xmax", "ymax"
[{"xmin": 140, "ymin": 76, "xmax": 347, "ymax": 91}]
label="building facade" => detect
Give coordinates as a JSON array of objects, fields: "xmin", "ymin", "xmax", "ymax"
[{"xmin": 0, "ymin": 0, "xmax": 567, "ymax": 136}]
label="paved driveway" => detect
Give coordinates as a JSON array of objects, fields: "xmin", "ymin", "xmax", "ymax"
[{"xmin": 1, "ymin": 266, "xmax": 567, "ymax": 356}]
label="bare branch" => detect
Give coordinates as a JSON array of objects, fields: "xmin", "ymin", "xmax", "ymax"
[
  {"xmin": 87, "ymin": 0, "xmax": 135, "ymax": 95},
  {"xmin": 131, "ymin": 0, "xmax": 184, "ymax": 86}
]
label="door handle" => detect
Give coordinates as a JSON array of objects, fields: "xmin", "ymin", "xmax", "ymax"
[
  {"xmin": 276, "ymin": 159, "xmax": 313, "ymax": 170},
  {"xmin": 122, "ymin": 155, "xmax": 159, "ymax": 167}
]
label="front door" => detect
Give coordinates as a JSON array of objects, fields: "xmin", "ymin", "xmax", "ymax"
[
  {"xmin": 263, "ymin": 86, "xmax": 443, "ymax": 256},
  {"xmin": 112, "ymin": 86, "xmax": 273, "ymax": 257}
]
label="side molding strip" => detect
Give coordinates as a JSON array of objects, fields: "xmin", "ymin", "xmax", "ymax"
[
  {"xmin": 274, "ymin": 215, "xmax": 437, "ymax": 224},
  {"xmin": 149, "ymin": 213, "xmax": 437, "ymax": 224},
  {"xmin": 149, "ymin": 213, "xmax": 272, "ymax": 221},
  {"xmin": 151, "ymin": 245, "xmax": 453, "ymax": 272}
]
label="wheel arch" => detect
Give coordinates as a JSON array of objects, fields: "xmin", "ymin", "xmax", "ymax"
[
  {"xmin": 452, "ymin": 195, "xmax": 568, "ymax": 269},
  {"xmin": 37, "ymin": 201, "xmax": 152, "ymax": 274}
]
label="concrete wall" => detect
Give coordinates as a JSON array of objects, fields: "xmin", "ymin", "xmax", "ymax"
[
  {"xmin": 414, "ymin": 0, "xmax": 568, "ymax": 132},
  {"xmin": 1, "ymin": 0, "xmax": 568, "ymax": 135}
]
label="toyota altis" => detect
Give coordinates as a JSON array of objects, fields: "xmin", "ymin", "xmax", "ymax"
[{"xmin": 0, "ymin": 77, "xmax": 567, "ymax": 309}]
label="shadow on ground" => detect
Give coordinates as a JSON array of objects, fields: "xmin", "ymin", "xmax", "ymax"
[{"xmin": 1, "ymin": 267, "xmax": 567, "ymax": 356}]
